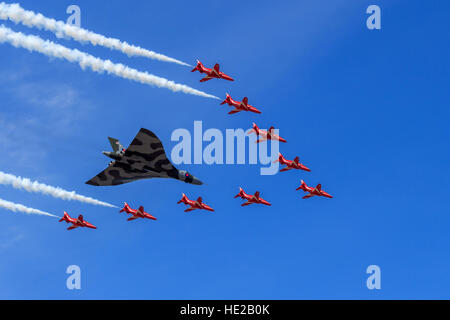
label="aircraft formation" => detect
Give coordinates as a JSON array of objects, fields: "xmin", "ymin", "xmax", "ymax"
[
  {"xmin": 0, "ymin": 4, "xmax": 333, "ymax": 232},
  {"xmin": 58, "ymin": 60, "xmax": 333, "ymax": 231}
]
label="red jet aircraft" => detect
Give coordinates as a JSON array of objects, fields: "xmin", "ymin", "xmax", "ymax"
[
  {"xmin": 248, "ymin": 123, "xmax": 287, "ymax": 143},
  {"xmin": 191, "ymin": 60, "xmax": 234, "ymax": 82},
  {"xmin": 120, "ymin": 203, "xmax": 157, "ymax": 221},
  {"xmin": 220, "ymin": 94, "xmax": 262, "ymax": 115},
  {"xmin": 59, "ymin": 212, "xmax": 97, "ymax": 231},
  {"xmin": 177, "ymin": 194, "xmax": 215, "ymax": 212},
  {"xmin": 274, "ymin": 153, "xmax": 311, "ymax": 172},
  {"xmin": 296, "ymin": 180, "xmax": 333, "ymax": 199},
  {"xmin": 234, "ymin": 188, "xmax": 272, "ymax": 207}
]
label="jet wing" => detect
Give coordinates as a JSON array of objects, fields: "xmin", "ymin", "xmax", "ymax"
[
  {"xmin": 228, "ymin": 109, "xmax": 242, "ymax": 115},
  {"xmin": 123, "ymin": 128, "xmax": 177, "ymax": 174},
  {"xmin": 200, "ymin": 76, "xmax": 213, "ymax": 82},
  {"xmin": 86, "ymin": 129, "xmax": 179, "ymax": 186},
  {"xmin": 86, "ymin": 162, "xmax": 159, "ymax": 186}
]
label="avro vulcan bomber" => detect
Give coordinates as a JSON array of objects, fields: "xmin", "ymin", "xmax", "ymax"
[{"xmin": 86, "ymin": 128, "xmax": 203, "ymax": 186}]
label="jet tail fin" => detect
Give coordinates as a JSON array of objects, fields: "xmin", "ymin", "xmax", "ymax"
[
  {"xmin": 177, "ymin": 194, "xmax": 187, "ymax": 204},
  {"xmin": 191, "ymin": 60, "xmax": 202, "ymax": 72},
  {"xmin": 234, "ymin": 187, "xmax": 244, "ymax": 198},
  {"xmin": 274, "ymin": 153, "xmax": 284, "ymax": 164},
  {"xmin": 108, "ymin": 137, "xmax": 123, "ymax": 154},
  {"xmin": 251, "ymin": 123, "xmax": 260, "ymax": 135},
  {"xmin": 59, "ymin": 211, "xmax": 70, "ymax": 223},
  {"xmin": 296, "ymin": 180, "xmax": 307, "ymax": 191},
  {"xmin": 220, "ymin": 93, "xmax": 231, "ymax": 105},
  {"xmin": 120, "ymin": 202, "xmax": 129, "ymax": 213}
]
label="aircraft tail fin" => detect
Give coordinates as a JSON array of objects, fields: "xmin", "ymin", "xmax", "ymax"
[
  {"xmin": 108, "ymin": 137, "xmax": 123, "ymax": 154},
  {"xmin": 120, "ymin": 202, "xmax": 129, "ymax": 213},
  {"xmin": 234, "ymin": 187, "xmax": 244, "ymax": 198},
  {"xmin": 220, "ymin": 93, "xmax": 231, "ymax": 105},
  {"xmin": 197, "ymin": 197, "xmax": 203, "ymax": 204},
  {"xmin": 214, "ymin": 64, "xmax": 220, "ymax": 72},
  {"xmin": 138, "ymin": 206, "xmax": 144, "ymax": 213},
  {"xmin": 316, "ymin": 184, "xmax": 322, "ymax": 191},
  {"xmin": 177, "ymin": 193, "xmax": 187, "ymax": 204},
  {"xmin": 250, "ymin": 123, "xmax": 260, "ymax": 135},
  {"xmin": 274, "ymin": 153, "xmax": 284, "ymax": 164},
  {"xmin": 59, "ymin": 211, "xmax": 70, "ymax": 223},
  {"xmin": 296, "ymin": 180, "xmax": 307, "ymax": 191},
  {"xmin": 191, "ymin": 60, "xmax": 203, "ymax": 72}
]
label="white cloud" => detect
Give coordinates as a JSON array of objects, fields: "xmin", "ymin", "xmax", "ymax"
[
  {"xmin": 0, "ymin": 70, "xmax": 92, "ymax": 170},
  {"xmin": 0, "ymin": 226, "xmax": 26, "ymax": 251}
]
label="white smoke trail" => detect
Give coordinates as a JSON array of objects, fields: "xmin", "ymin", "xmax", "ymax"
[
  {"xmin": 0, "ymin": 171, "xmax": 117, "ymax": 208},
  {"xmin": 0, "ymin": 2, "xmax": 191, "ymax": 66},
  {"xmin": 0, "ymin": 198, "xmax": 58, "ymax": 218},
  {"xmin": 0, "ymin": 25, "xmax": 219, "ymax": 99}
]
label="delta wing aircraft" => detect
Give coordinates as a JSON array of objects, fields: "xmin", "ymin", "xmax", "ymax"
[{"xmin": 86, "ymin": 128, "xmax": 203, "ymax": 186}]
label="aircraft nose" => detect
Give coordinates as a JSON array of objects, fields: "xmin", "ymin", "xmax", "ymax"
[{"xmin": 192, "ymin": 176, "xmax": 203, "ymax": 185}]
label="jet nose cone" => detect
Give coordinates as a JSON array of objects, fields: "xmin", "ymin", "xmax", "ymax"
[{"xmin": 192, "ymin": 177, "xmax": 203, "ymax": 185}]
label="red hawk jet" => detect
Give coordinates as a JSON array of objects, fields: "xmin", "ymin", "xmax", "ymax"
[
  {"xmin": 234, "ymin": 188, "xmax": 272, "ymax": 207},
  {"xmin": 177, "ymin": 194, "xmax": 215, "ymax": 212},
  {"xmin": 220, "ymin": 94, "xmax": 262, "ymax": 115},
  {"xmin": 296, "ymin": 180, "xmax": 333, "ymax": 199},
  {"xmin": 191, "ymin": 60, "xmax": 234, "ymax": 82},
  {"xmin": 120, "ymin": 203, "xmax": 157, "ymax": 221},
  {"xmin": 59, "ymin": 212, "xmax": 97, "ymax": 231},
  {"xmin": 274, "ymin": 153, "xmax": 311, "ymax": 172},
  {"xmin": 248, "ymin": 123, "xmax": 287, "ymax": 143}
]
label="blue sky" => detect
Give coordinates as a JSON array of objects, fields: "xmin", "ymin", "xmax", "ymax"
[{"xmin": 0, "ymin": 0, "xmax": 449, "ymax": 299}]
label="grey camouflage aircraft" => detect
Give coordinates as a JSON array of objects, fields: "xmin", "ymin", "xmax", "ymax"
[{"xmin": 86, "ymin": 128, "xmax": 203, "ymax": 186}]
